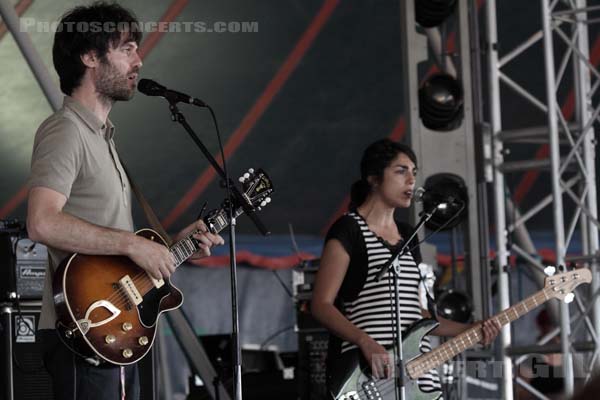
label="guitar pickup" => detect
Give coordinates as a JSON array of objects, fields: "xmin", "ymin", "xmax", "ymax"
[{"xmin": 119, "ymin": 275, "xmax": 143, "ymax": 305}]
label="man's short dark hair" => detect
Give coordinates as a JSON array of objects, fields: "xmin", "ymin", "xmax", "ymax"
[{"xmin": 53, "ymin": 2, "xmax": 143, "ymax": 95}]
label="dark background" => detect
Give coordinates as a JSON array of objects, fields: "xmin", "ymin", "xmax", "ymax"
[{"xmin": 2, "ymin": 0, "xmax": 598, "ymax": 239}]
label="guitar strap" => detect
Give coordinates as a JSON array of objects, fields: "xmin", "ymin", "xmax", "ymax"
[{"xmin": 120, "ymin": 161, "xmax": 173, "ymax": 246}]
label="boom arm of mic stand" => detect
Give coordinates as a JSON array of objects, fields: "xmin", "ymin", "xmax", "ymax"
[
  {"xmin": 375, "ymin": 207, "xmax": 438, "ymax": 282},
  {"xmin": 168, "ymin": 102, "xmax": 270, "ymax": 235}
]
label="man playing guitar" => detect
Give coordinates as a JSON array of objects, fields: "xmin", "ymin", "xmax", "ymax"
[{"xmin": 26, "ymin": 3, "xmax": 223, "ymax": 399}]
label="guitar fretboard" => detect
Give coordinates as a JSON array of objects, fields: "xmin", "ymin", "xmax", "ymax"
[
  {"xmin": 406, "ymin": 287, "xmax": 552, "ymax": 379},
  {"xmin": 170, "ymin": 208, "xmax": 243, "ymax": 266}
]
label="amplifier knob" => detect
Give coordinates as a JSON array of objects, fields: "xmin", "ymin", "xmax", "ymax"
[
  {"xmin": 105, "ymin": 335, "xmax": 116, "ymax": 344},
  {"xmin": 122, "ymin": 349, "xmax": 133, "ymax": 358},
  {"xmin": 138, "ymin": 336, "xmax": 149, "ymax": 346},
  {"xmin": 122, "ymin": 322, "xmax": 133, "ymax": 331}
]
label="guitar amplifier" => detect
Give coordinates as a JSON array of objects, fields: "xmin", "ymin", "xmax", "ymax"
[
  {"xmin": 0, "ymin": 301, "xmax": 53, "ymax": 400},
  {"xmin": 14, "ymin": 239, "xmax": 47, "ymax": 300},
  {"xmin": 0, "ymin": 234, "xmax": 48, "ymax": 301}
]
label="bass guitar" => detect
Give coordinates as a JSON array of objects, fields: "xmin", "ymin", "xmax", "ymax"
[
  {"xmin": 53, "ymin": 168, "xmax": 273, "ymax": 365},
  {"xmin": 329, "ymin": 268, "xmax": 591, "ymax": 400}
]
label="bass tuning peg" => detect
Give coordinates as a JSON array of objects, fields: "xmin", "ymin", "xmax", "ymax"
[{"xmin": 564, "ymin": 293, "xmax": 575, "ymax": 304}]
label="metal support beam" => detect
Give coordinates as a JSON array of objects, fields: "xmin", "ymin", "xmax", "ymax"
[
  {"xmin": 0, "ymin": 0, "xmax": 62, "ymax": 111},
  {"xmin": 573, "ymin": 0, "xmax": 600, "ymax": 371},
  {"xmin": 486, "ymin": 1, "xmax": 514, "ymax": 398},
  {"xmin": 542, "ymin": 0, "xmax": 575, "ymax": 395}
]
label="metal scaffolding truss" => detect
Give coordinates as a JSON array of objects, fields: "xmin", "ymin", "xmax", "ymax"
[{"xmin": 486, "ymin": 0, "xmax": 600, "ymax": 398}]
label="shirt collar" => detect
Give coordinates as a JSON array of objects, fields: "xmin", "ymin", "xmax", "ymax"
[{"xmin": 63, "ymin": 96, "xmax": 115, "ymax": 139}]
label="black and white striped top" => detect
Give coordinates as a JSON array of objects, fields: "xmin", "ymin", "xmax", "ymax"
[{"xmin": 332, "ymin": 212, "xmax": 441, "ymax": 393}]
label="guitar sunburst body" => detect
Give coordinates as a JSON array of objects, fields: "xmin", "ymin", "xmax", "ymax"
[
  {"xmin": 53, "ymin": 229, "xmax": 183, "ymax": 365},
  {"xmin": 52, "ymin": 168, "xmax": 274, "ymax": 365}
]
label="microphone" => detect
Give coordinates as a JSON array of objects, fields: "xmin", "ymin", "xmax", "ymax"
[
  {"xmin": 138, "ymin": 78, "xmax": 207, "ymax": 107},
  {"xmin": 414, "ymin": 186, "xmax": 452, "ymax": 210}
]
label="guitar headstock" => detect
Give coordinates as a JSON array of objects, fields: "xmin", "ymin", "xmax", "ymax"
[
  {"xmin": 238, "ymin": 168, "xmax": 273, "ymax": 210},
  {"xmin": 544, "ymin": 268, "xmax": 592, "ymax": 302}
]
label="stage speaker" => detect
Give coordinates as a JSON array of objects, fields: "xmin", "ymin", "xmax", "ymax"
[
  {"xmin": 297, "ymin": 330, "xmax": 329, "ymax": 400},
  {"xmin": 0, "ymin": 302, "xmax": 52, "ymax": 400}
]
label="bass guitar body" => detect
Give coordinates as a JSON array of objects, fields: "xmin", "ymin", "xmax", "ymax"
[
  {"xmin": 53, "ymin": 229, "xmax": 183, "ymax": 365},
  {"xmin": 329, "ymin": 268, "xmax": 592, "ymax": 399},
  {"xmin": 329, "ymin": 319, "xmax": 442, "ymax": 400}
]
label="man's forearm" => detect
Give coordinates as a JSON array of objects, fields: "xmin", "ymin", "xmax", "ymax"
[{"xmin": 28, "ymin": 210, "xmax": 137, "ymax": 257}]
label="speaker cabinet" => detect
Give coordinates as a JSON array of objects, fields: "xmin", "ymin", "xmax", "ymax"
[
  {"xmin": 0, "ymin": 302, "xmax": 52, "ymax": 400},
  {"xmin": 297, "ymin": 330, "xmax": 329, "ymax": 400}
]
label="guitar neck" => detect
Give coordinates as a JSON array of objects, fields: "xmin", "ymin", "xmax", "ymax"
[
  {"xmin": 169, "ymin": 207, "xmax": 244, "ymax": 267},
  {"xmin": 408, "ymin": 287, "xmax": 553, "ymax": 378}
]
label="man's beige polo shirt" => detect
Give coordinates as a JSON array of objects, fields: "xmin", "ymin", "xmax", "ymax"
[{"xmin": 28, "ymin": 96, "xmax": 134, "ymax": 329}]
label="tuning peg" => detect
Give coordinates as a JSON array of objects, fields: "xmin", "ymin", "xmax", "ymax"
[
  {"xmin": 238, "ymin": 176, "xmax": 245, "ymax": 183},
  {"xmin": 564, "ymin": 293, "xmax": 575, "ymax": 304},
  {"xmin": 260, "ymin": 201, "xmax": 267, "ymax": 207},
  {"xmin": 544, "ymin": 266, "xmax": 556, "ymax": 276},
  {"xmin": 244, "ymin": 172, "xmax": 250, "ymax": 179},
  {"xmin": 248, "ymin": 168, "xmax": 255, "ymax": 174},
  {"xmin": 265, "ymin": 197, "xmax": 271, "ymax": 203}
]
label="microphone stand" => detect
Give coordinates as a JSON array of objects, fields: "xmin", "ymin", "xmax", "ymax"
[
  {"xmin": 166, "ymin": 101, "xmax": 269, "ymax": 400},
  {"xmin": 374, "ymin": 205, "xmax": 440, "ymax": 400}
]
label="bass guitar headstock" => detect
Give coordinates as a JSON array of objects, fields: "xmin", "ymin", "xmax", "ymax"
[{"xmin": 544, "ymin": 268, "xmax": 592, "ymax": 302}]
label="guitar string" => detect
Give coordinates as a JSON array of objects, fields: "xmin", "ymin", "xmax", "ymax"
[
  {"xmin": 95, "ymin": 208, "xmax": 237, "ymax": 308},
  {"xmin": 89, "ymin": 231, "xmax": 210, "ymax": 312},
  {"xmin": 345, "ymin": 289, "xmax": 554, "ymax": 397},
  {"xmin": 97, "ymin": 231, "xmax": 202, "ymax": 308},
  {"xmin": 335, "ymin": 282, "xmax": 571, "ymax": 393},
  {"xmin": 79, "ymin": 179, "xmax": 269, "ymax": 310},
  {"xmin": 409, "ymin": 290, "xmax": 550, "ymax": 377}
]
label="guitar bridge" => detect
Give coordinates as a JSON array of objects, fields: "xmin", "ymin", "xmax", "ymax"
[{"xmin": 361, "ymin": 381, "xmax": 381, "ymax": 400}]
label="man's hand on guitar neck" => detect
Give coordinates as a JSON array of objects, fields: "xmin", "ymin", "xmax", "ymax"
[
  {"xmin": 175, "ymin": 219, "xmax": 225, "ymax": 259},
  {"xmin": 126, "ymin": 219, "xmax": 224, "ymax": 280}
]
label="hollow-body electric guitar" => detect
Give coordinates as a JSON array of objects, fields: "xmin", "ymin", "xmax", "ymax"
[
  {"xmin": 53, "ymin": 168, "xmax": 273, "ymax": 365},
  {"xmin": 329, "ymin": 268, "xmax": 591, "ymax": 400}
]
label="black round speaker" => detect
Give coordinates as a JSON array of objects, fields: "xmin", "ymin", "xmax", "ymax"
[
  {"xmin": 436, "ymin": 289, "xmax": 473, "ymax": 323},
  {"xmin": 421, "ymin": 173, "xmax": 468, "ymax": 231},
  {"xmin": 419, "ymin": 73, "xmax": 464, "ymax": 131},
  {"xmin": 415, "ymin": 0, "xmax": 457, "ymax": 28}
]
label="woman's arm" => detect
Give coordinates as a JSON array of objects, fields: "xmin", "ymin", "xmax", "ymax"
[{"xmin": 311, "ymin": 239, "xmax": 390, "ymax": 378}]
